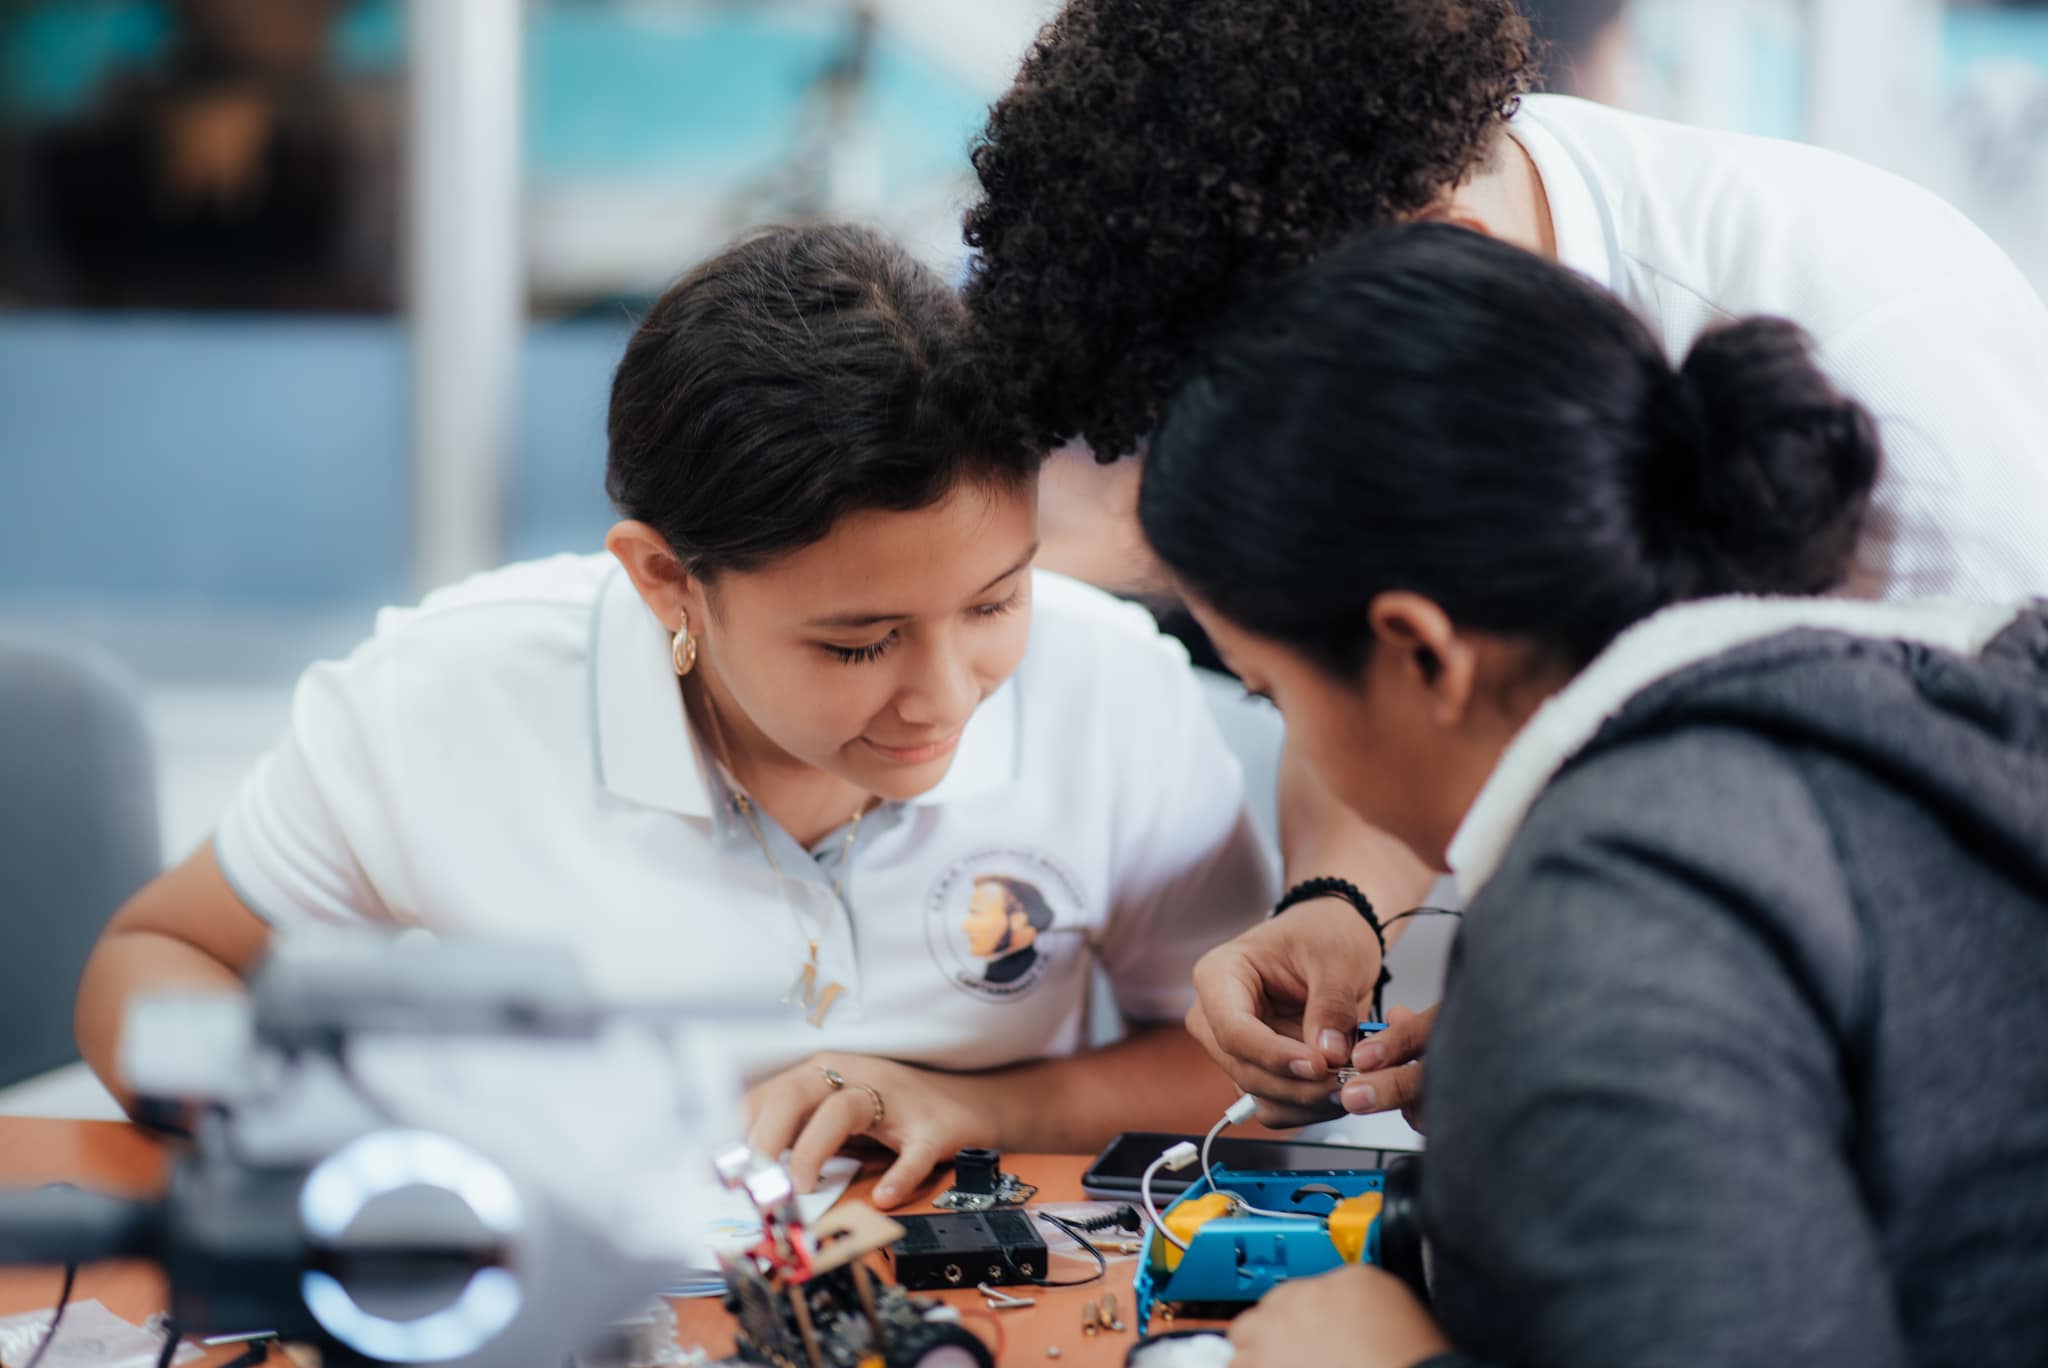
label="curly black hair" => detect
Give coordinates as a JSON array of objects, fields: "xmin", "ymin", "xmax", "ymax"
[{"xmin": 963, "ymin": 0, "xmax": 1534, "ymax": 460}]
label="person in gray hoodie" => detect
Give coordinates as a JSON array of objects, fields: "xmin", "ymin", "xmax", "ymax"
[{"xmin": 1137, "ymin": 222, "xmax": 2048, "ymax": 1367}]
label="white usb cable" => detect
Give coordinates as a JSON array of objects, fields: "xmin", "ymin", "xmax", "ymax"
[
  {"xmin": 1202, "ymin": 1095, "xmax": 1324, "ymax": 1223},
  {"xmin": 1140, "ymin": 1141, "xmax": 1202, "ymax": 1251}
]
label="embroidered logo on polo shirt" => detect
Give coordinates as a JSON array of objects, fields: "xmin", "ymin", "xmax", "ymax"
[{"xmin": 926, "ymin": 850, "xmax": 1085, "ymax": 1001}]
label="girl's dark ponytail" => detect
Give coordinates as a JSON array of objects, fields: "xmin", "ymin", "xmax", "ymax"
[{"xmin": 1639, "ymin": 318, "xmax": 1881, "ymax": 603}]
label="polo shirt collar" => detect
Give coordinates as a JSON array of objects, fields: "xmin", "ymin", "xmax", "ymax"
[
  {"xmin": 1506, "ymin": 98, "xmax": 1616, "ymax": 293},
  {"xmin": 589, "ymin": 565, "xmax": 1022, "ymax": 817}
]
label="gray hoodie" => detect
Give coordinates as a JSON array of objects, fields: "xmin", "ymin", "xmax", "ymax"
[{"xmin": 1419, "ymin": 599, "xmax": 2048, "ymax": 1368}]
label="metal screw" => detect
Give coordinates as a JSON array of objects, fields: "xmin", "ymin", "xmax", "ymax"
[{"xmin": 1046, "ymin": 1348, "xmax": 1062, "ymax": 1359}]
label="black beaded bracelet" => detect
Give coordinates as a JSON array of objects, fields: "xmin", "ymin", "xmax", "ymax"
[{"xmin": 1271, "ymin": 876, "xmax": 1392, "ymax": 1020}]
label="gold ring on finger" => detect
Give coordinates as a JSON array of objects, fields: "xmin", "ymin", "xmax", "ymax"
[{"xmin": 818, "ymin": 1065, "xmax": 885, "ymax": 1132}]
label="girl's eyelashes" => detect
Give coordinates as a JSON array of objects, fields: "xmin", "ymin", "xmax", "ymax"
[
  {"xmin": 824, "ymin": 633, "xmax": 898, "ymax": 665},
  {"xmin": 972, "ymin": 588, "xmax": 1024, "ymax": 619},
  {"xmin": 821, "ymin": 590, "xmax": 1018, "ymax": 664}
]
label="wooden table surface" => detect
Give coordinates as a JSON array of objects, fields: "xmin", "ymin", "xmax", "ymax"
[{"xmin": 0, "ymin": 1120, "xmax": 1147, "ymax": 1367}]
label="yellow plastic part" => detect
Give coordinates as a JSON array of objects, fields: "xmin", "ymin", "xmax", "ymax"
[
  {"xmin": 1162, "ymin": 1191, "xmax": 1237, "ymax": 1271},
  {"xmin": 1327, "ymin": 1192, "xmax": 1385, "ymax": 1264}
]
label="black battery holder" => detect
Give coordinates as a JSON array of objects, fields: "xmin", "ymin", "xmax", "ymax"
[{"xmin": 888, "ymin": 1209, "xmax": 1049, "ymax": 1290}]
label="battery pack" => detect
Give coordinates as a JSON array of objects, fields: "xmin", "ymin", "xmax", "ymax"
[{"xmin": 889, "ymin": 1209, "xmax": 1049, "ymax": 1289}]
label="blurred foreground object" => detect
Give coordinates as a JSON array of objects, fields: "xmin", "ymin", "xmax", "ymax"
[{"xmin": 0, "ymin": 935, "xmax": 742, "ymax": 1368}]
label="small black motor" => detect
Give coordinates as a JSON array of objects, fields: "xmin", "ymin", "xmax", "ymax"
[
  {"xmin": 930, "ymin": 1147, "xmax": 1037, "ymax": 1212},
  {"xmin": 952, "ymin": 1147, "xmax": 1000, "ymax": 1196}
]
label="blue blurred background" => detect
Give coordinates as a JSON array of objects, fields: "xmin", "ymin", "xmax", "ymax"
[{"xmin": 0, "ymin": 0, "xmax": 1002, "ymax": 621}]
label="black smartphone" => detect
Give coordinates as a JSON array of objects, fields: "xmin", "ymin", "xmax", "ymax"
[{"xmin": 1079, "ymin": 1131, "xmax": 1417, "ymax": 1199}]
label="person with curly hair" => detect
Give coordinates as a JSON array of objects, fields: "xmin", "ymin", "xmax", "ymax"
[{"xmin": 964, "ymin": 0, "xmax": 2048, "ymax": 1128}]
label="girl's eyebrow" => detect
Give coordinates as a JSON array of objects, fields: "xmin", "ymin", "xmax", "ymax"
[{"xmin": 803, "ymin": 545, "xmax": 1039, "ymax": 629}]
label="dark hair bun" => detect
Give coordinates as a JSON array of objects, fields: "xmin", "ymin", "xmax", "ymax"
[{"xmin": 1642, "ymin": 317, "xmax": 1882, "ymax": 600}]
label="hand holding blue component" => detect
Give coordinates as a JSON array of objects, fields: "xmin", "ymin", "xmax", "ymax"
[{"xmin": 1337, "ymin": 1005, "xmax": 1433, "ymax": 1129}]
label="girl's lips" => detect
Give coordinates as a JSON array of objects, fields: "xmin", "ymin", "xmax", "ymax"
[{"xmin": 861, "ymin": 731, "xmax": 962, "ymax": 765}]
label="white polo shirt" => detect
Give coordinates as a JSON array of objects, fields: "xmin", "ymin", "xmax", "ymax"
[
  {"xmin": 214, "ymin": 555, "xmax": 1275, "ymax": 1080},
  {"xmin": 1510, "ymin": 95, "xmax": 2048, "ymax": 600}
]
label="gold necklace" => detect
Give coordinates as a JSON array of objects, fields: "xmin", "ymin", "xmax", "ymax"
[{"xmin": 693, "ymin": 679, "xmax": 867, "ymax": 1027}]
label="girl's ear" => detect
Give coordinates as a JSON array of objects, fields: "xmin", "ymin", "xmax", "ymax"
[
  {"xmin": 1365, "ymin": 592, "xmax": 1481, "ymax": 728},
  {"xmin": 606, "ymin": 520, "xmax": 706, "ymax": 633}
]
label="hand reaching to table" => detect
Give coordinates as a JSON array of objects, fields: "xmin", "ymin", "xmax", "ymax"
[{"xmin": 743, "ymin": 1052, "xmax": 995, "ymax": 1209}]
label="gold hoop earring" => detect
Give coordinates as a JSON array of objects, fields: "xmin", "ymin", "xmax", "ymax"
[{"xmin": 671, "ymin": 612, "xmax": 698, "ymax": 677}]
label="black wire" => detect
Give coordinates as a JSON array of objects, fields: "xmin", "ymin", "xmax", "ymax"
[
  {"xmin": 1362, "ymin": 907, "xmax": 1465, "ymax": 1024},
  {"xmin": 1382, "ymin": 906, "xmax": 1465, "ymax": 932},
  {"xmin": 20, "ymin": 1263, "xmax": 76, "ymax": 1368},
  {"xmin": 1025, "ymin": 1213, "xmax": 1109, "ymax": 1288},
  {"xmin": 152, "ymin": 1315, "xmax": 181, "ymax": 1368}
]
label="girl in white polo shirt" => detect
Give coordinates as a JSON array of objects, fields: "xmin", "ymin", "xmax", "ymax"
[{"xmin": 76, "ymin": 224, "xmax": 1276, "ymax": 1207}]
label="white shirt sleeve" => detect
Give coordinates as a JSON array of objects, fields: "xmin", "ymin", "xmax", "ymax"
[
  {"xmin": 213, "ymin": 648, "xmax": 410, "ymax": 930},
  {"xmin": 1820, "ymin": 284, "xmax": 2048, "ymax": 602},
  {"xmin": 1091, "ymin": 633, "xmax": 1279, "ymax": 1024}
]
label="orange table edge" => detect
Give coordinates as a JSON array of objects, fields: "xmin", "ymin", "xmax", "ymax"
[{"xmin": 0, "ymin": 1119, "xmax": 1145, "ymax": 1367}]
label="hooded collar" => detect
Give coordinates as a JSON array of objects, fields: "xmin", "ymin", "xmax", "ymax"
[{"xmin": 1447, "ymin": 595, "xmax": 2027, "ymax": 899}]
